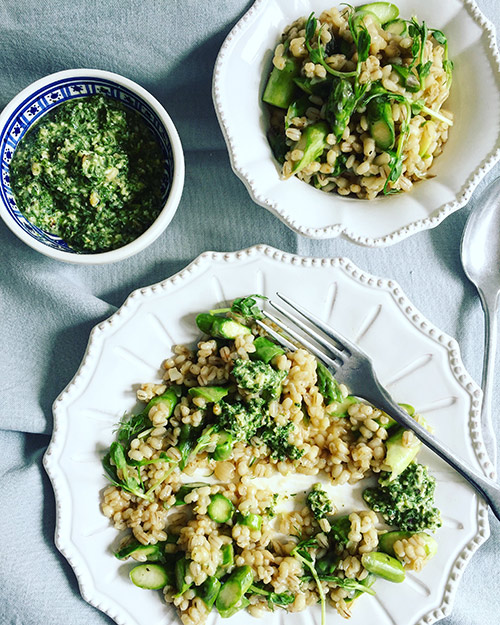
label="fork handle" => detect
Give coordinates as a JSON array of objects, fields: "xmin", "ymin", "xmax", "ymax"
[{"xmin": 367, "ymin": 384, "xmax": 500, "ymax": 522}]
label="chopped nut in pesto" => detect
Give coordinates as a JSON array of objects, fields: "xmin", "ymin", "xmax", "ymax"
[{"xmin": 9, "ymin": 94, "xmax": 165, "ymax": 253}]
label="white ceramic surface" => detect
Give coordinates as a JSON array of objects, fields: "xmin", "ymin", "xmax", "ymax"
[
  {"xmin": 212, "ymin": 0, "xmax": 500, "ymax": 245},
  {"xmin": 44, "ymin": 245, "xmax": 491, "ymax": 625}
]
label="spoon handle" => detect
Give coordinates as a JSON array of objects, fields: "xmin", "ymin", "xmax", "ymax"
[{"xmin": 479, "ymin": 290, "xmax": 499, "ymax": 470}]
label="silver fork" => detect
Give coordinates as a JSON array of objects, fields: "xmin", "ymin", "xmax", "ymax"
[{"xmin": 257, "ymin": 292, "xmax": 500, "ymax": 522}]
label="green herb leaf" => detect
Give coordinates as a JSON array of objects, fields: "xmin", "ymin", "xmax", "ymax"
[
  {"xmin": 419, "ymin": 21, "xmax": 428, "ymax": 64},
  {"xmin": 388, "ymin": 157, "xmax": 403, "ymax": 183},
  {"xmin": 411, "ymin": 99, "xmax": 425, "ymax": 116},
  {"xmin": 407, "ymin": 19, "xmax": 424, "ymax": 69},
  {"xmin": 291, "ymin": 538, "xmax": 325, "ymax": 625},
  {"xmin": 309, "ymin": 48, "xmax": 323, "ymax": 64},
  {"xmin": 305, "ymin": 13, "xmax": 317, "ymax": 43},
  {"xmin": 383, "ymin": 102, "xmax": 411, "ymax": 194},
  {"xmin": 431, "ymin": 29, "xmax": 447, "ymax": 45},
  {"xmin": 115, "ymin": 411, "xmax": 151, "ymax": 444},
  {"xmin": 391, "ymin": 65, "xmax": 420, "ymax": 92},
  {"xmin": 418, "ymin": 60, "xmax": 432, "ymax": 84},
  {"xmin": 267, "ymin": 129, "xmax": 288, "ymax": 164},
  {"xmin": 301, "ymin": 574, "xmax": 376, "ymax": 596},
  {"xmin": 410, "ymin": 33, "xmax": 420, "ymax": 60},
  {"xmin": 346, "ymin": 4, "xmax": 359, "ymax": 45},
  {"xmin": 329, "ymin": 515, "xmax": 351, "ymax": 546},
  {"xmin": 267, "ymin": 592, "xmax": 295, "ymax": 606},
  {"xmin": 102, "ymin": 442, "xmax": 150, "ymax": 500},
  {"xmin": 357, "ymin": 28, "xmax": 371, "ymax": 63},
  {"xmin": 443, "ymin": 59, "xmax": 454, "ymax": 87},
  {"xmin": 248, "ymin": 584, "xmax": 295, "ymax": 608},
  {"xmin": 391, "ymin": 64, "xmax": 409, "ymax": 81},
  {"xmin": 285, "ymin": 97, "xmax": 309, "ymax": 129},
  {"xmin": 231, "ymin": 294, "xmax": 267, "ymax": 320},
  {"xmin": 128, "ymin": 451, "xmax": 174, "ymax": 467},
  {"xmin": 431, "ymin": 28, "xmax": 452, "ymax": 86},
  {"xmin": 332, "ymin": 153, "xmax": 348, "ymax": 177}
]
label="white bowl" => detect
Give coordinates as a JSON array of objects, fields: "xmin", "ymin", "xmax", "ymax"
[
  {"xmin": 212, "ymin": 0, "xmax": 500, "ymax": 246},
  {"xmin": 0, "ymin": 69, "xmax": 184, "ymax": 264}
]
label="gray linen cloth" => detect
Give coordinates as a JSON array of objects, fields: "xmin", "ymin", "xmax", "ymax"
[{"xmin": 0, "ymin": 1, "xmax": 499, "ymax": 623}]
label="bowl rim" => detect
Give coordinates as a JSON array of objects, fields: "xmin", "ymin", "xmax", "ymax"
[
  {"xmin": 212, "ymin": 0, "xmax": 500, "ymax": 246},
  {"xmin": 0, "ymin": 68, "xmax": 185, "ymax": 264}
]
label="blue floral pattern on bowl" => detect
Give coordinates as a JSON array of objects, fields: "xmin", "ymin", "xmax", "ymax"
[{"xmin": 0, "ymin": 77, "xmax": 174, "ymax": 253}]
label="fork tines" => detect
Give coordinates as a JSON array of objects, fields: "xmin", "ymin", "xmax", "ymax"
[
  {"xmin": 261, "ymin": 307, "xmax": 341, "ymax": 373},
  {"xmin": 255, "ymin": 318, "xmax": 296, "ymax": 352},
  {"xmin": 276, "ymin": 292, "xmax": 358, "ymax": 355}
]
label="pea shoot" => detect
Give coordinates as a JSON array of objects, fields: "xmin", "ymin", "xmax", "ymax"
[
  {"xmin": 304, "ymin": 13, "xmax": 357, "ymax": 79},
  {"xmin": 102, "ymin": 441, "xmax": 151, "ymax": 500},
  {"xmin": 432, "ymin": 29, "xmax": 453, "ymax": 87},
  {"xmin": 230, "ymin": 294, "xmax": 267, "ymax": 320},
  {"xmin": 407, "ymin": 17, "xmax": 431, "ymax": 90},
  {"xmin": 301, "ymin": 571, "xmax": 377, "ymax": 595},
  {"xmin": 291, "ymin": 538, "xmax": 326, "ymax": 625},
  {"xmin": 248, "ymin": 584, "xmax": 295, "ymax": 609}
]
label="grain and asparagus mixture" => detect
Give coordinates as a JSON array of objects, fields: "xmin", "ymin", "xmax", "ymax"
[
  {"xmin": 263, "ymin": 2, "xmax": 453, "ymax": 198},
  {"xmin": 101, "ymin": 295, "xmax": 441, "ymax": 625}
]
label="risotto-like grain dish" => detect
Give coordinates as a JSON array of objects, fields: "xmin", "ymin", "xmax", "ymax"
[
  {"xmin": 262, "ymin": 3, "xmax": 453, "ymax": 198},
  {"xmin": 101, "ymin": 296, "xmax": 440, "ymax": 625}
]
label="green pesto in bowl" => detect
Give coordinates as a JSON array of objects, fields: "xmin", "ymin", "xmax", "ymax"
[{"xmin": 9, "ymin": 94, "xmax": 165, "ymax": 253}]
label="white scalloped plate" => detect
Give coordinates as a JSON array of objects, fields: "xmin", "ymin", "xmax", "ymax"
[
  {"xmin": 212, "ymin": 0, "xmax": 500, "ymax": 245},
  {"xmin": 44, "ymin": 245, "xmax": 491, "ymax": 625}
]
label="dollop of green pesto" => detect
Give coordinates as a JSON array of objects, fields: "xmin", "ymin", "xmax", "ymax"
[
  {"xmin": 217, "ymin": 398, "xmax": 267, "ymax": 442},
  {"xmin": 232, "ymin": 359, "xmax": 287, "ymax": 398},
  {"xmin": 260, "ymin": 420, "xmax": 303, "ymax": 461},
  {"xmin": 307, "ymin": 483, "xmax": 333, "ymax": 520},
  {"xmin": 215, "ymin": 396, "xmax": 303, "ymax": 462},
  {"xmin": 10, "ymin": 94, "xmax": 165, "ymax": 253},
  {"xmin": 363, "ymin": 463, "xmax": 441, "ymax": 532}
]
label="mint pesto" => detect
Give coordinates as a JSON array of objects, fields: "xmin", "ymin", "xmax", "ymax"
[
  {"xmin": 363, "ymin": 463, "xmax": 442, "ymax": 532},
  {"xmin": 10, "ymin": 94, "xmax": 165, "ymax": 253}
]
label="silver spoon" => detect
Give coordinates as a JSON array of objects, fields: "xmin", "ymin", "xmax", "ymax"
[{"xmin": 461, "ymin": 176, "xmax": 500, "ymax": 470}]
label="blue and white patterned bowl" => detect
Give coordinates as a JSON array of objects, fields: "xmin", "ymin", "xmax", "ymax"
[{"xmin": 0, "ymin": 69, "xmax": 184, "ymax": 264}]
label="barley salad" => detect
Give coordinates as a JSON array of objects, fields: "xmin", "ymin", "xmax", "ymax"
[
  {"xmin": 263, "ymin": 2, "xmax": 453, "ymax": 198},
  {"xmin": 101, "ymin": 295, "xmax": 441, "ymax": 625}
]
